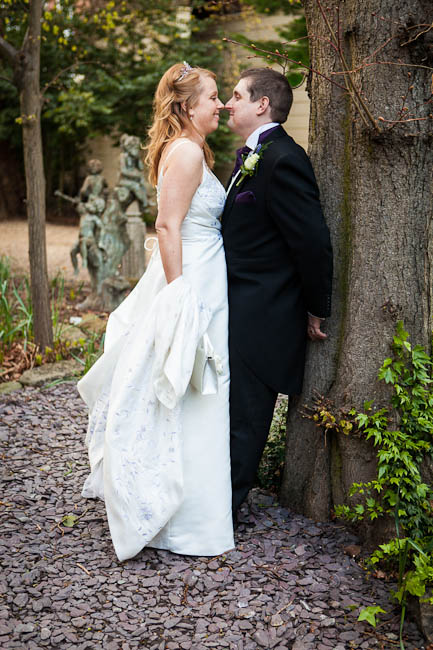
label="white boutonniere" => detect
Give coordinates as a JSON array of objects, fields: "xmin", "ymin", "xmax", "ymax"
[{"xmin": 236, "ymin": 141, "xmax": 272, "ymax": 187}]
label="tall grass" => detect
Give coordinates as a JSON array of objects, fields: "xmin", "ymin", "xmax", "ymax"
[
  {"xmin": 51, "ymin": 272, "xmax": 65, "ymax": 342},
  {"xmin": 13, "ymin": 277, "xmax": 33, "ymax": 347},
  {"xmin": 0, "ymin": 256, "xmax": 33, "ymax": 350},
  {"xmin": 0, "ymin": 258, "xmax": 68, "ymax": 351},
  {"xmin": 0, "ymin": 255, "xmax": 10, "ymax": 284},
  {"xmin": 71, "ymin": 331, "xmax": 105, "ymax": 375},
  {"xmin": 0, "ymin": 256, "xmax": 105, "ymax": 377}
]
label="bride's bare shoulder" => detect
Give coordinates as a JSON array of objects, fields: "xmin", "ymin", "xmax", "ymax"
[
  {"xmin": 166, "ymin": 138, "xmax": 202, "ymax": 158},
  {"xmin": 160, "ymin": 138, "xmax": 203, "ymax": 175}
]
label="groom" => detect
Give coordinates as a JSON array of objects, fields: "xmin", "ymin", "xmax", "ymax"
[{"xmin": 222, "ymin": 68, "xmax": 333, "ymax": 517}]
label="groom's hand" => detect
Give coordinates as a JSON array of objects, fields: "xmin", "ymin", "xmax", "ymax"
[{"xmin": 307, "ymin": 314, "xmax": 327, "ymax": 341}]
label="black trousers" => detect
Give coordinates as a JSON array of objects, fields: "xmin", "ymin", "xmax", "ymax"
[{"xmin": 229, "ymin": 342, "xmax": 278, "ymax": 514}]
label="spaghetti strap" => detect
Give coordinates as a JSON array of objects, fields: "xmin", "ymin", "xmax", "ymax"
[{"xmin": 160, "ymin": 139, "xmax": 194, "ymax": 177}]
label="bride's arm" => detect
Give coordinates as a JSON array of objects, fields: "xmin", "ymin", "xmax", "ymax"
[{"xmin": 156, "ymin": 142, "xmax": 203, "ymax": 284}]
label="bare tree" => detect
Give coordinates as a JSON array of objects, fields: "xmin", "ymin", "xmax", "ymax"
[
  {"xmin": 280, "ymin": 0, "xmax": 432, "ymax": 525},
  {"xmin": 0, "ymin": 0, "xmax": 53, "ymax": 349}
]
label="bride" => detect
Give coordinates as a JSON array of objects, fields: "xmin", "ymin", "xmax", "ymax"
[{"xmin": 78, "ymin": 62, "xmax": 234, "ymax": 560}]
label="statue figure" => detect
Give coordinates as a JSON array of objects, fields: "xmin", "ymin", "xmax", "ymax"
[
  {"xmin": 99, "ymin": 186, "xmax": 131, "ymax": 275},
  {"xmin": 70, "ymin": 197, "xmax": 105, "ymax": 294},
  {"xmin": 118, "ymin": 134, "xmax": 148, "ymax": 213},
  {"xmin": 60, "ymin": 159, "xmax": 108, "ymax": 298},
  {"xmin": 79, "ymin": 158, "xmax": 109, "ymax": 204},
  {"xmin": 56, "ymin": 148, "xmax": 148, "ymax": 311}
]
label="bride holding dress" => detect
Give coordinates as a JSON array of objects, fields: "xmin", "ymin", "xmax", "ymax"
[{"xmin": 78, "ymin": 62, "xmax": 234, "ymax": 560}]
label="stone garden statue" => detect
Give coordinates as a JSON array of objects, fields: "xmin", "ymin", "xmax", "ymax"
[
  {"xmin": 79, "ymin": 158, "xmax": 109, "ymax": 204},
  {"xmin": 98, "ymin": 186, "xmax": 131, "ymax": 273},
  {"xmin": 57, "ymin": 140, "xmax": 148, "ymax": 311},
  {"xmin": 71, "ymin": 198, "xmax": 104, "ymax": 293},
  {"xmin": 118, "ymin": 134, "xmax": 148, "ymax": 213}
]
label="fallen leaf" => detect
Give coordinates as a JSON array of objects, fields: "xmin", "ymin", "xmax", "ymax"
[{"xmin": 62, "ymin": 514, "xmax": 78, "ymax": 527}]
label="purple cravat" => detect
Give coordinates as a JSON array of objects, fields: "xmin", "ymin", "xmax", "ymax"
[
  {"xmin": 231, "ymin": 126, "xmax": 280, "ymax": 178},
  {"xmin": 232, "ymin": 145, "xmax": 251, "ymax": 177}
]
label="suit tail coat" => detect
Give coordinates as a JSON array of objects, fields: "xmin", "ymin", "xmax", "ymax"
[{"xmin": 222, "ymin": 126, "xmax": 333, "ymax": 395}]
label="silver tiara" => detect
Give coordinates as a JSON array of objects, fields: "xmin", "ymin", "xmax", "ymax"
[{"xmin": 177, "ymin": 61, "xmax": 193, "ymax": 82}]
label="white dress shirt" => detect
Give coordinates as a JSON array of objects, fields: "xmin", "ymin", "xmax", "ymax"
[{"xmin": 245, "ymin": 122, "xmax": 280, "ymax": 150}]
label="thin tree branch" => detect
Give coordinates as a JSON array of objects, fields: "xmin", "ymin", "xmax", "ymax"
[
  {"xmin": 331, "ymin": 61, "xmax": 433, "ymax": 75},
  {"xmin": 379, "ymin": 115, "xmax": 432, "ymax": 124},
  {"xmin": 0, "ymin": 35, "xmax": 18, "ymax": 67},
  {"xmin": 362, "ymin": 35, "xmax": 398, "ymax": 62},
  {"xmin": 400, "ymin": 22, "xmax": 433, "ymax": 46},
  {"xmin": 225, "ymin": 2, "xmax": 431, "ymax": 133},
  {"xmin": 41, "ymin": 60, "xmax": 105, "ymax": 95},
  {"xmin": 316, "ymin": 0, "xmax": 379, "ymax": 131},
  {"xmin": 0, "ymin": 74, "xmax": 17, "ymax": 88},
  {"xmin": 222, "ymin": 37, "xmax": 348, "ymax": 92}
]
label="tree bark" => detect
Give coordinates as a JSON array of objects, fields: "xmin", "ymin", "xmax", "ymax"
[
  {"xmin": 17, "ymin": 0, "xmax": 53, "ymax": 349},
  {"xmin": 281, "ymin": 0, "xmax": 433, "ymax": 525}
]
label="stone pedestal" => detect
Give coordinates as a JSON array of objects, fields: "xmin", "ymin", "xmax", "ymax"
[
  {"xmin": 78, "ymin": 276, "xmax": 130, "ymax": 312},
  {"xmin": 121, "ymin": 213, "xmax": 146, "ymax": 280},
  {"xmin": 101, "ymin": 275, "xmax": 130, "ymax": 312}
]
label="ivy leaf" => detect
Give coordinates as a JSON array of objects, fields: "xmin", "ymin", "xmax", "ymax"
[
  {"xmin": 357, "ymin": 606, "xmax": 386, "ymax": 627},
  {"xmin": 405, "ymin": 573, "xmax": 425, "ymax": 597},
  {"xmin": 356, "ymin": 413, "xmax": 369, "ymax": 428},
  {"xmin": 381, "ymin": 367, "xmax": 395, "ymax": 384}
]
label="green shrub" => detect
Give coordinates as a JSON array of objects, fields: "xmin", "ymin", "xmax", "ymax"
[
  {"xmin": 0, "ymin": 257, "xmax": 33, "ymax": 350},
  {"xmin": 256, "ymin": 397, "xmax": 288, "ymax": 492},
  {"xmin": 333, "ymin": 321, "xmax": 433, "ymax": 649}
]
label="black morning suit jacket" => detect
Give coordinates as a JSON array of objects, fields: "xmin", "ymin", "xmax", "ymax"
[{"xmin": 221, "ymin": 125, "xmax": 333, "ymax": 395}]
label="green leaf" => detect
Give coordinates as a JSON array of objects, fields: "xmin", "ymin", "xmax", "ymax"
[
  {"xmin": 356, "ymin": 413, "xmax": 369, "ymax": 428},
  {"xmin": 62, "ymin": 514, "xmax": 78, "ymax": 527},
  {"xmin": 405, "ymin": 573, "xmax": 426, "ymax": 597},
  {"xmin": 357, "ymin": 606, "xmax": 386, "ymax": 627},
  {"xmin": 381, "ymin": 367, "xmax": 395, "ymax": 384}
]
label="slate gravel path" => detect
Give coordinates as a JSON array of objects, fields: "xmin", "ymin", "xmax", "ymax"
[{"xmin": 0, "ymin": 383, "xmax": 427, "ymax": 650}]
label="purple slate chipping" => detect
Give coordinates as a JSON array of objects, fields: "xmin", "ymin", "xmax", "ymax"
[{"xmin": 0, "ymin": 382, "xmax": 427, "ymax": 649}]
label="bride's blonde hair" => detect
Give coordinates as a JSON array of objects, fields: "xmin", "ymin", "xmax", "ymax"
[{"xmin": 145, "ymin": 62, "xmax": 216, "ymax": 186}]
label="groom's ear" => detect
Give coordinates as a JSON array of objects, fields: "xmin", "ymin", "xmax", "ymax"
[{"xmin": 257, "ymin": 96, "xmax": 270, "ymax": 115}]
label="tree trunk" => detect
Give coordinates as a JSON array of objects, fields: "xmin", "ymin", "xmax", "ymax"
[
  {"xmin": 19, "ymin": 0, "xmax": 53, "ymax": 349},
  {"xmin": 281, "ymin": 0, "xmax": 433, "ymax": 525}
]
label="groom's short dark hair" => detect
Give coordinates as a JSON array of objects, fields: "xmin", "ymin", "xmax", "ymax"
[{"xmin": 240, "ymin": 68, "xmax": 293, "ymax": 123}]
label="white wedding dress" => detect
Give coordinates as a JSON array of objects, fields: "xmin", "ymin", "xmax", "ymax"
[{"xmin": 78, "ymin": 147, "xmax": 234, "ymax": 561}]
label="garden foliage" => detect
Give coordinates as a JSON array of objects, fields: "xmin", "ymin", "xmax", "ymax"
[
  {"xmin": 334, "ymin": 322, "xmax": 433, "ymax": 647},
  {"xmin": 0, "ymin": 0, "xmax": 235, "ymax": 202},
  {"xmin": 0, "ymin": 256, "xmax": 103, "ymax": 376}
]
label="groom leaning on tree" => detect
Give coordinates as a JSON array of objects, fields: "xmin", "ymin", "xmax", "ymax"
[{"xmin": 222, "ymin": 67, "xmax": 333, "ymax": 518}]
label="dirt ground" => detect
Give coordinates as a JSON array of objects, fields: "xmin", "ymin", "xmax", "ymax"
[
  {"xmin": 0, "ymin": 220, "xmax": 88, "ymax": 283},
  {"xmin": 0, "ymin": 220, "xmax": 155, "ymax": 283}
]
